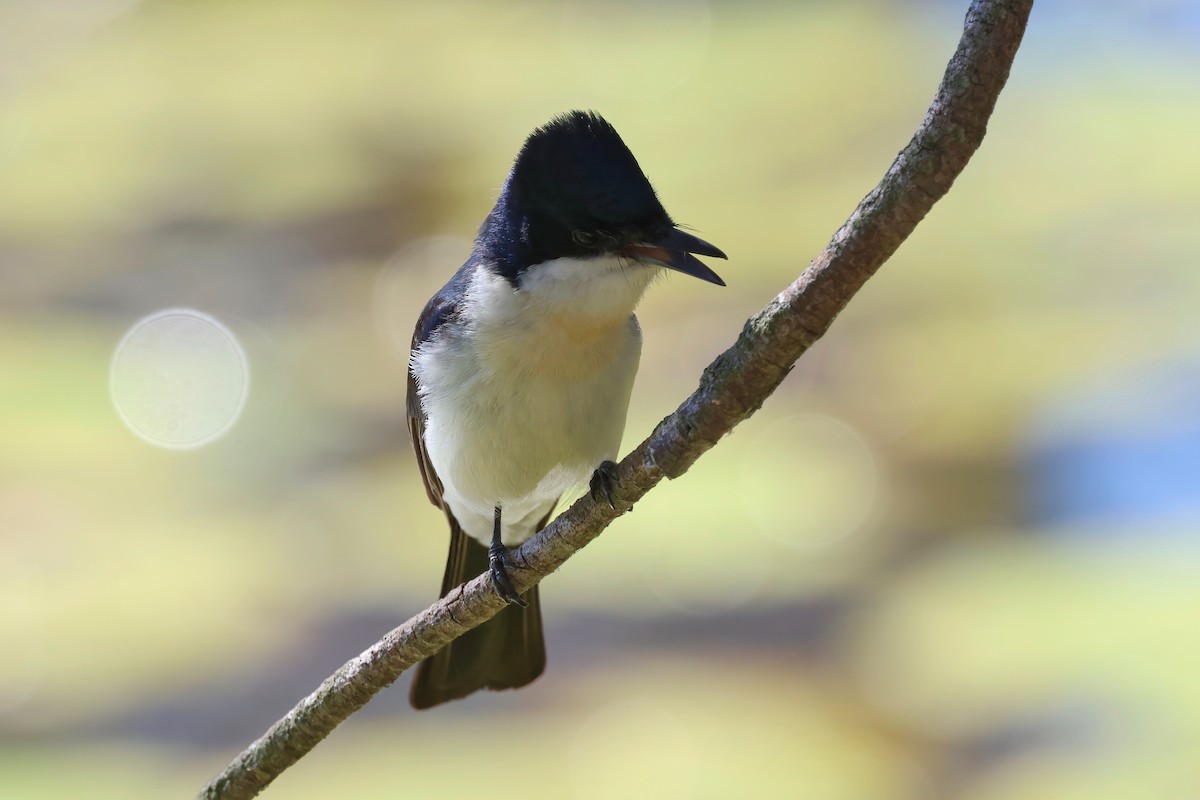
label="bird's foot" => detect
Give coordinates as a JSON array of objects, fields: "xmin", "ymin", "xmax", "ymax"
[
  {"xmin": 488, "ymin": 541, "xmax": 528, "ymax": 607},
  {"xmin": 589, "ymin": 460, "xmax": 619, "ymax": 509}
]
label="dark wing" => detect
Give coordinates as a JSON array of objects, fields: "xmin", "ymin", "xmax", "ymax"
[
  {"xmin": 406, "ymin": 262, "xmax": 549, "ymax": 710},
  {"xmin": 407, "ymin": 270, "xmax": 468, "ymax": 509}
]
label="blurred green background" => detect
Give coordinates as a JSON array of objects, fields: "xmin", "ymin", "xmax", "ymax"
[{"xmin": 3, "ymin": 0, "xmax": 1200, "ymax": 797}]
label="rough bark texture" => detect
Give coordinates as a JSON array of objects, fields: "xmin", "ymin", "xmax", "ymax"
[{"xmin": 199, "ymin": 2, "xmax": 1033, "ymax": 797}]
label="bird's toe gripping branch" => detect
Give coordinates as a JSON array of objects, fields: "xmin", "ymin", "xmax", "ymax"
[{"xmin": 589, "ymin": 460, "xmax": 620, "ymax": 510}]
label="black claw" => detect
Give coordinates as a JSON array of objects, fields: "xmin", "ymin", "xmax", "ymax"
[
  {"xmin": 589, "ymin": 460, "xmax": 620, "ymax": 509},
  {"xmin": 488, "ymin": 542, "xmax": 527, "ymax": 607},
  {"xmin": 489, "ymin": 505, "xmax": 526, "ymax": 606}
]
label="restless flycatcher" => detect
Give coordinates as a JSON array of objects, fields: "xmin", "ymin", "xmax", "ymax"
[{"xmin": 407, "ymin": 111, "xmax": 726, "ymax": 708}]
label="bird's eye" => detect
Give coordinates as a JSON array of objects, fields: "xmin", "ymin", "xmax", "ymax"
[{"xmin": 571, "ymin": 230, "xmax": 599, "ymax": 248}]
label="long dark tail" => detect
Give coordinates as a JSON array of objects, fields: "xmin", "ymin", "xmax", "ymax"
[{"xmin": 409, "ymin": 518, "xmax": 546, "ymax": 709}]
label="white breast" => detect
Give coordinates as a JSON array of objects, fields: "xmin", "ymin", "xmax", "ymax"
[{"xmin": 412, "ymin": 256, "xmax": 657, "ymax": 545}]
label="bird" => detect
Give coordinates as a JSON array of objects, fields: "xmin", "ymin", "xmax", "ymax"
[{"xmin": 406, "ymin": 110, "xmax": 727, "ymax": 709}]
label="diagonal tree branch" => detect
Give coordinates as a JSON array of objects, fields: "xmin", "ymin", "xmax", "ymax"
[{"xmin": 199, "ymin": 1, "xmax": 1032, "ymax": 797}]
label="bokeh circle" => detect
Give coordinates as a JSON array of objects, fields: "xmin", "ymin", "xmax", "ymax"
[
  {"xmin": 110, "ymin": 308, "xmax": 249, "ymax": 449},
  {"xmin": 741, "ymin": 413, "xmax": 880, "ymax": 549}
]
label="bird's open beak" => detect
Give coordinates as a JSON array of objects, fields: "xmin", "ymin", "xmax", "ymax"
[{"xmin": 621, "ymin": 228, "xmax": 727, "ymax": 287}]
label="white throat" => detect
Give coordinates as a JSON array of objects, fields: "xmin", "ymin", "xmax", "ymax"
[{"xmin": 512, "ymin": 255, "xmax": 659, "ymax": 323}]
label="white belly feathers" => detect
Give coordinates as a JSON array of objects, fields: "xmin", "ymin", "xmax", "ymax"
[{"xmin": 411, "ymin": 256, "xmax": 655, "ymax": 545}]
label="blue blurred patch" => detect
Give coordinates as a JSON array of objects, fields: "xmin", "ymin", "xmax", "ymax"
[{"xmin": 1023, "ymin": 359, "xmax": 1200, "ymax": 532}]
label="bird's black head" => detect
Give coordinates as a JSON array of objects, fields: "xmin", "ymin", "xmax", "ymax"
[{"xmin": 478, "ymin": 111, "xmax": 726, "ymax": 286}]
